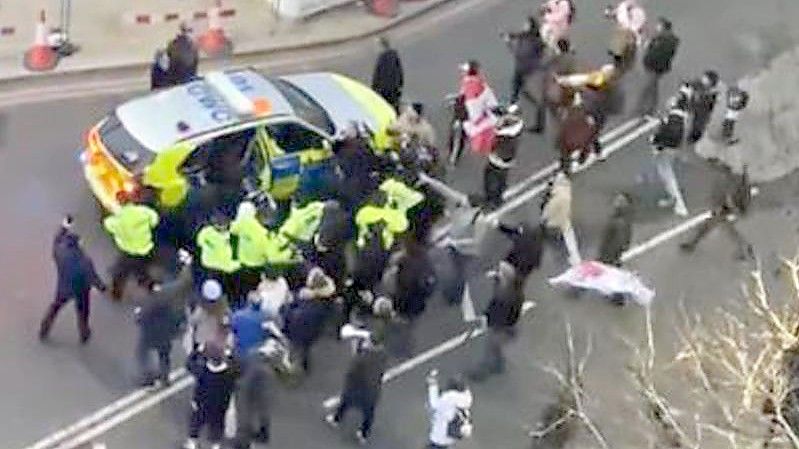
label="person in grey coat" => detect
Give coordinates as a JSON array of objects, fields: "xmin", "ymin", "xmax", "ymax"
[
  {"xmin": 325, "ymin": 339, "xmax": 389, "ymax": 445},
  {"xmin": 134, "ymin": 252, "xmax": 193, "ymax": 386}
]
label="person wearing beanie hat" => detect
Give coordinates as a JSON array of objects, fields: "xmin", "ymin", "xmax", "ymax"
[
  {"xmin": 188, "ymin": 279, "xmax": 231, "ymax": 352},
  {"xmin": 184, "ymin": 343, "xmax": 237, "ymax": 449}
]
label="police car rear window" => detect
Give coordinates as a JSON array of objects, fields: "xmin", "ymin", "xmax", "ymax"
[
  {"xmin": 99, "ymin": 113, "xmax": 154, "ymax": 173},
  {"xmin": 269, "ymin": 78, "xmax": 335, "ymax": 136}
]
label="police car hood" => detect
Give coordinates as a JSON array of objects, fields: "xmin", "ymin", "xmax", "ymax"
[
  {"xmin": 115, "ymin": 70, "xmax": 294, "ymax": 153},
  {"xmin": 281, "ymin": 73, "xmax": 395, "ymax": 138}
]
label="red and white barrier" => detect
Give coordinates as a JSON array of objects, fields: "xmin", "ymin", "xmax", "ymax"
[{"xmin": 122, "ymin": 7, "xmax": 235, "ymax": 26}]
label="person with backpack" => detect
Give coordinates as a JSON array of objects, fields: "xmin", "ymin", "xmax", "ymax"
[
  {"xmin": 680, "ymin": 161, "xmax": 755, "ymax": 260},
  {"xmin": 426, "ymin": 371, "xmax": 473, "ymax": 448}
]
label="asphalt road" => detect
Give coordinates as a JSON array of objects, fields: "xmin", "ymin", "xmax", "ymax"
[{"xmin": 2, "ymin": 0, "xmax": 798, "ymax": 448}]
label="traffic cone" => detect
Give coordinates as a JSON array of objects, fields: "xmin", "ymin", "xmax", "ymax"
[
  {"xmin": 198, "ymin": 0, "xmax": 232, "ymax": 58},
  {"xmin": 24, "ymin": 10, "xmax": 58, "ymax": 71}
]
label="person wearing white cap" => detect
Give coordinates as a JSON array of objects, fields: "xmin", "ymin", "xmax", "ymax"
[{"xmin": 187, "ymin": 279, "xmax": 231, "ymax": 352}]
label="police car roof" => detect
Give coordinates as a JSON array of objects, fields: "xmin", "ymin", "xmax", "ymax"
[{"xmin": 116, "ymin": 69, "xmax": 294, "ymax": 152}]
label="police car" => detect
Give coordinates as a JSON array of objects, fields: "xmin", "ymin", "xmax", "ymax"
[{"xmin": 82, "ymin": 69, "xmax": 396, "ymax": 211}]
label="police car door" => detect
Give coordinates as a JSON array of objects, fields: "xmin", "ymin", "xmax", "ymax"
[{"xmin": 261, "ymin": 119, "xmax": 333, "ymax": 201}]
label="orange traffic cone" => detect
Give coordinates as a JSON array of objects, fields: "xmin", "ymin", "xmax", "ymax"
[
  {"xmin": 24, "ymin": 10, "xmax": 58, "ymax": 71},
  {"xmin": 370, "ymin": 0, "xmax": 398, "ymax": 18},
  {"xmin": 198, "ymin": 1, "xmax": 231, "ymax": 57}
]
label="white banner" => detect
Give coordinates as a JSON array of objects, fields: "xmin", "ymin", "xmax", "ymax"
[{"xmin": 549, "ymin": 260, "xmax": 655, "ymax": 306}]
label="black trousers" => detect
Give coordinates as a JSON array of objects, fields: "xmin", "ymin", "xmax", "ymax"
[
  {"xmin": 683, "ymin": 212, "xmax": 751, "ymax": 256},
  {"xmin": 334, "ymin": 391, "xmax": 378, "ymax": 437},
  {"xmin": 110, "ymin": 252, "xmax": 153, "ymax": 300},
  {"xmin": 234, "ymin": 390, "xmax": 271, "ymax": 448},
  {"xmin": 689, "ymin": 108, "xmax": 714, "ymax": 143},
  {"xmin": 188, "ymin": 402, "xmax": 226, "ymax": 443},
  {"xmin": 483, "ymin": 164, "xmax": 509, "ymax": 209},
  {"xmin": 39, "ymin": 293, "xmax": 90, "ymax": 339}
]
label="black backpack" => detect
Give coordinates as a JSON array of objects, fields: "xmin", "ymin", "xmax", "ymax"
[{"xmin": 446, "ymin": 407, "xmax": 473, "ymax": 440}]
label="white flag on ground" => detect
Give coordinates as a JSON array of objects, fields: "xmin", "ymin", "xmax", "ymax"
[{"xmin": 548, "ymin": 261, "xmax": 655, "ymax": 306}]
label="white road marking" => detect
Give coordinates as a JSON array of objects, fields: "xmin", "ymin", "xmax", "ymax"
[
  {"xmin": 322, "ymin": 300, "xmax": 537, "ymax": 409},
  {"xmin": 484, "ymin": 117, "xmax": 660, "ymax": 223},
  {"xmin": 621, "ymin": 211, "xmax": 712, "ymax": 262},
  {"xmin": 460, "ymin": 283, "xmax": 477, "ymax": 322},
  {"xmin": 502, "ymin": 117, "xmax": 644, "ymax": 199}
]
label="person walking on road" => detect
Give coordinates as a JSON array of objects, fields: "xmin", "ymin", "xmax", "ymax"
[
  {"xmin": 389, "ymin": 237, "xmax": 437, "ymax": 357},
  {"xmin": 649, "ymin": 94, "xmax": 690, "ymax": 216},
  {"xmin": 325, "ymin": 336, "xmax": 389, "ymax": 445},
  {"xmin": 134, "ymin": 251, "xmax": 192, "ymax": 387},
  {"xmin": 40, "ymin": 216, "xmax": 107, "ymax": 344},
  {"xmin": 468, "ymin": 261, "xmax": 525, "ymax": 381},
  {"xmin": 597, "ymin": 192, "xmax": 634, "ymax": 305},
  {"xmin": 426, "ymin": 371, "xmax": 474, "ymax": 449},
  {"xmin": 103, "ymin": 199, "xmax": 159, "ymax": 301},
  {"xmin": 680, "ymin": 162, "xmax": 755, "ymax": 260},
  {"xmin": 483, "ymin": 105, "xmax": 524, "ymax": 209},
  {"xmin": 372, "ymin": 37, "xmax": 404, "ymax": 112},
  {"xmin": 636, "ymin": 17, "xmax": 680, "ymax": 116},
  {"xmin": 167, "ymin": 23, "xmax": 199, "ymax": 85},
  {"xmin": 687, "ymin": 70, "xmax": 721, "ymax": 144},
  {"xmin": 184, "ymin": 344, "xmax": 238, "ymax": 449},
  {"xmin": 150, "ymin": 49, "xmax": 172, "ymax": 90},
  {"xmin": 503, "ymin": 17, "xmax": 545, "ymax": 104},
  {"xmin": 495, "ymin": 220, "xmax": 544, "ymax": 283},
  {"xmin": 541, "ymin": 172, "xmax": 582, "ymax": 266}
]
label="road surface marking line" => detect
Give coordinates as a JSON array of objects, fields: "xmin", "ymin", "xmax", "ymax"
[
  {"xmin": 485, "ymin": 118, "xmax": 660, "ymax": 222},
  {"xmin": 621, "ymin": 211, "xmax": 712, "ymax": 262},
  {"xmin": 322, "ymin": 300, "xmax": 537, "ymax": 409},
  {"xmin": 23, "ymin": 368, "xmax": 187, "ymax": 449},
  {"xmin": 502, "ymin": 117, "xmax": 644, "ymax": 199},
  {"xmin": 53, "ymin": 376, "xmax": 195, "ymax": 449}
]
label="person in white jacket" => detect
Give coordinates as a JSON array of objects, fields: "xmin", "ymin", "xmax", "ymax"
[
  {"xmin": 426, "ymin": 371, "xmax": 473, "ymax": 448},
  {"xmin": 541, "ymin": 172, "xmax": 582, "ymax": 266}
]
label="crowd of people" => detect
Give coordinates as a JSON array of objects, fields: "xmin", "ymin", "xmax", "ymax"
[{"xmin": 38, "ymin": 1, "xmax": 758, "ymax": 448}]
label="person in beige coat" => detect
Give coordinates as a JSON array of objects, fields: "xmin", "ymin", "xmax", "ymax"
[{"xmin": 540, "ymin": 172, "xmax": 581, "ymax": 266}]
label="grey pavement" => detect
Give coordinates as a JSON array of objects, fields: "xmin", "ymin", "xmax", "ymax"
[{"xmin": 1, "ymin": 0, "xmax": 798, "ymax": 448}]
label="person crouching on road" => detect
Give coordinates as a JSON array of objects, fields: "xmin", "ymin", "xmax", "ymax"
[
  {"xmin": 184, "ymin": 343, "xmax": 238, "ymax": 449},
  {"xmin": 103, "ymin": 197, "xmax": 159, "ymax": 301},
  {"xmin": 134, "ymin": 250, "xmax": 193, "ymax": 387},
  {"xmin": 468, "ymin": 261, "xmax": 525, "ymax": 381},
  {"xmin": 597, "ymin": 192, "xmax": 634, "ymax": 305},
  {"xmin": 325, "ymin": 331, "xmax": 388, "ymax": 445},
  {"xmin": 483, "ymin": 105, "xmax": 523, "ymax": 210},
  {"xmin": 426, "ymin": 371, "xmax": 474, "ymax": 449},
  {"xmin": 40, "ymin": 215, "xmax": 107, "ymax": 344}
]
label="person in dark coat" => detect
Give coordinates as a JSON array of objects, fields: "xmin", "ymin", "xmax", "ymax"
[
  {"xmin": 496, "ymin": 221, "xmax": 544, "ymax": 282},
  {"xmin": 503, "ymin": 16, "xmax": 545, "ymax": 104},
  {"xmin": 469, "ymin": 261, "xmax": 524, "ymax": 381},
  {"xmin": 150, "ymin": 49, "xmax": 173, "ymax": 90},
  {"xmin": 134, "ymin": 257, "xmax": 192, "ymax": 387},
  {"xmin": 636, "ymin": 17, "xmax": 679, "ymax": 116},
  {"xmin": 39, "ymin": 216, "xmax": 107, "ymax": 344},
  {"xmin": 167, "ymin": 23, "xmax": 199, "ymax": 86},
  {"xmin": 233, "ymin": 339, "xmax": 290, "ymax": 449},
  {"xmin": 687, "ymin": 70, "xmax": 721, "ymax": 143},
  {"xmin": 680, "ymin": 162, "xmax": 754, "ymax": 260},
  {"xmin": 311, "ymin": 200, "xmax": 353, "ymax": 287},
  {"xmin": 484, "ymin": 107, "xmax": 523, "ymax": 209},
  {"xmin": 184, "ymin": 344, "xmax": 238, "ymax": 449},
  {"xmin": 371, "ymin": 37, "xmax": 404, "ymax": 112},
  {"xmin": 333, "ymin": 128, "xmax": 386, "ymax": 212},
  {"xmin": 325, "ymin": 339, "xmax": 389, "ymax": 445},
  {"xmin": 388, "ymin": 237, "xmax": 437, "ymax": 357},
  {"xmin": 282, "ymin": 268, "xmax": 336, "ymax": 373},
  {"xmin": 597, "ymin": 192, "xmax": 634, "ymax": 267}
]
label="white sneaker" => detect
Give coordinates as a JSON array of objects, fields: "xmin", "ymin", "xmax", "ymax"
[
  {"xmin": 182, "ymin": 439, "xmax": 198, "ymax": 449},
  {"xmin": 657, "ymin": 198, "xmax": 673, "ymax": 208},
  {"xmin": 325, "ymin": 413, "xmax": 339, "ymax": 428},
  {"xmin": 210, "ymin": 444, "xmax": 221, "ymax": 449},
  {"xmin": 355, "ymin": 429, "xmax": 368, "ymax": 445},
  {"xmin": 674, "ymin": 203, "xmax": 689, "ymax": 217}
]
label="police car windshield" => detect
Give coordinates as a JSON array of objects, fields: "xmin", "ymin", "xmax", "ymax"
[
  {"xmin": 269, "ymin": 78, "xmax": 335, "ymax": 136},
  {"xmin": 99, "ymin": 113, "xmax": 154, "ymax": 173}
]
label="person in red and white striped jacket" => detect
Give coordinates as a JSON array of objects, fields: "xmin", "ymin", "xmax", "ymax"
[{"xmin": 458, "ymin": 61, "xmax": 499, "ymax": 156}]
